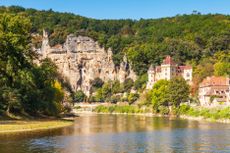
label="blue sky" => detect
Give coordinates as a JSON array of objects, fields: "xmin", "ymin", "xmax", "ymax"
[{"xmin": 0, "ymin": 0, "xmax": 230, "ymax": 19}]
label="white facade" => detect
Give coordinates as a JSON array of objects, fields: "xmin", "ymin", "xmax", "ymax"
[
  {"xmin": 146, "ymin": 56, "xmax": 192, "ymax": 89},
  {"xmin": 198, "ymin": 76, "xmax": 230, "ymax": 106}
]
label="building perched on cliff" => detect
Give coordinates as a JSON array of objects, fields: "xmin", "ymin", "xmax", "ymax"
[
  {"xmin": 146, "ymin": 56, "xmax": 192, "ymax": 89},
  {"xmin": 38, "ymin": 30, "xmax": 136, "ymax": 96},
  {"xmin": 198, "ymin": 76, "xmax": 230, "ymax": 106}
]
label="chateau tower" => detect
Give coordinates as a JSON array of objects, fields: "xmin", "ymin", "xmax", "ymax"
[
  {"xmin": 146, "ymin": 56, "xmax": 192, "ymax": 89},
  {"xmin": 160, "ymin": 56, "xmax": 177, "ymax": 80}
]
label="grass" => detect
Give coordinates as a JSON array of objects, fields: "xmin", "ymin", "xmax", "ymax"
[
  {"xmin": 94, "ymin": 104, "xmax": 230, "ymax": 122},
  {"xmin": 0, "ymin": 120, "xmax": 73, "ymax": 134},
  {"xmin": 94, "ymin": 105, "xmax": 152, "ymax": 114},
  {"xmin": 179, "ymin": 104, "xmax": 230, "ymax": 121}
]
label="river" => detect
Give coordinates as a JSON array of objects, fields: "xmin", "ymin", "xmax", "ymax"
[{"xmin": 1, "ymin": 114, "xmax": 230, "ymax": 153}]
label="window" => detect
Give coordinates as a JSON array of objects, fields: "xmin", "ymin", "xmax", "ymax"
[{"xmin": 186, "ymin": 72, "xmax": 190, "ymax": 77}]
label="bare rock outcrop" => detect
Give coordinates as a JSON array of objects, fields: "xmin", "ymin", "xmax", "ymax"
[{"xmin": 39, "ymin": 30, "xmax": 136, "ymax": 96}]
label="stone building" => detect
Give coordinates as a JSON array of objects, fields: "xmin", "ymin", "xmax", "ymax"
[
  {"xmin": 146, "ymin": 56, "xmax": 192, "ymax": 89},
  {"xmin": 198, "ymin": 76, "xmax": 230, "ymax": 106}
]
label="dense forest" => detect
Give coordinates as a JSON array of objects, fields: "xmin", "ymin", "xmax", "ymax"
[
  {"xmin": 0, "ymin": 6, "xmax": 229, "ymax": 117},
  {"xmin": 0, "ymin": 6, "xmax": 229, "ymax": 74}
]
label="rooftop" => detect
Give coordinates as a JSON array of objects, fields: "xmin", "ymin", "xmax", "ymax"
[
  {"xmin": 162, "ymin": 56, "xmax": 176, "ymax": 65},
  {"xmin": 200, "ymin": 76, "xmax": 230, "ymax": 87}
]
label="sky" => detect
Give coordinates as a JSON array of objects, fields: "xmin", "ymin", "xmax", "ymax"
[{"xmin": 0, "ymin": 0, "xmax": 230, "ymax": 19}]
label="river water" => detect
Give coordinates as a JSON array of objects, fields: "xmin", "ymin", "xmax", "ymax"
[{"xmin": 1, "ymin": 114, "xmax": 230, "ymax": 153}]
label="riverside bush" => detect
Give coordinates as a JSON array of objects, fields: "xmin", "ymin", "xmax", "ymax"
[
  {"xmin": 158, "ymin": 106, "xmax": 169, "ymax": 115},
  {"xmin": 179, "ymin": 105, "xmax": 230, "ymax": 120},
  {"xmin": 94, "ymin": 105, "xmax": 142, "ymax": 114}
]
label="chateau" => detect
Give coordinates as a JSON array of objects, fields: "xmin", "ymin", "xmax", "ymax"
[
  {"xmin": 146, "ymin": 56, "xmax": 192, "ymax": 89},
  {"xmin": 199, "ymin": 76, "xmax": 230, "ymax": 106}
]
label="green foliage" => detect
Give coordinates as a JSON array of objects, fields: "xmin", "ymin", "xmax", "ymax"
[
  {"xmin": 1, "ymin": 7, "xmax": 230, "ymax": 116},
  {"xmin": 73, "ymin": 90, "xmax": 86, "ymax": 102},
  {"xmin": 151, "ymin": 78, "xmax": 189, "ymax": 113},
  {"xmin": 179, "ymin": 106, "xmax": 230, "ymax": 120},
  {"xmin": 191, "ymin": 51, "xmax": 230, "ymax": 94},
  {"xmin": 214, "ymin": 62, "xmax": 230, "ymax": 76},
  {"xmin": 158, "ymin": 106, "xmax": 170, "ymax": 115},
  {"xmin": 111, "ymin": 80, "xmax": 124, "ymax": 94},
  {"xmin": 167, "ymin": 77, "xmax": 190, "ymax": 107},
  {"xmin": 127, "ymin": 93, "xmax": 139, "ymax": 104},
  {"xmin": 90, "ymin": 77, "xmax": 104, "ymax": 92},
  {"xmin": 123, "ymin": 78, "xmax": 134, "ymax": 91},
  {"xmin": 134, "ymin": 74, "xmax": 148, "ymax": 90},
  {"xmin": 2, "ymin": 6, "xmax": 230, "ymax": 75},
  {"xmin": 178, "ymin": 104, "xmax": 191, "ymax": 114},
  {"xmin": 110, "ymin": 95, "xmax": 121, "ymax": 103},
  {"xmin": 94, "ymin": 105, "xmax": 143, "ymax": 114},
  {"xmin": 0, "ymin": 14, "xmax": 65, "ymax": 117},
  {"xmin": 93, "ymin": 80, "xmax": 133, "ymax": 103},
  {"xmin": 151, "ymin": 80, "xmax": 170, "ymax": 111}
]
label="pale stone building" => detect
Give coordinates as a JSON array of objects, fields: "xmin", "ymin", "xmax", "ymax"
[
  {"xmin": 198, "ymin": 76, "xmax": 230, "ymax": 106},
  {"xmin": 146, "ymin": 56, "xmax": 192, "ymax": 89}
]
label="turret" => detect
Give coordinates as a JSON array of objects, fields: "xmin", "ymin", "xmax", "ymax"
[{"xmin": 41, "ymin": 29, "xmax": 50, "ymax": 57}]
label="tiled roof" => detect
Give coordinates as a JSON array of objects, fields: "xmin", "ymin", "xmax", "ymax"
[
  {"xmin": 155, "ymin": 66, "xmax": 161, "ymax": 72},
  {"xmin": 178, "ymin": 65, "xmax": 192, "ymax": 70},
  {"xmin": 200, "ymin": 76, "xmax": 230, "ymax": 87},
  {"xmin": 162, "ymin": 56, "xmax": 176, "ymax": 65}
]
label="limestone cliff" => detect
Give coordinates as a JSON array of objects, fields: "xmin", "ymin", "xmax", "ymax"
[{"xmin": 38, "ymin": 30, "xmax": 136, "ymax": 96}]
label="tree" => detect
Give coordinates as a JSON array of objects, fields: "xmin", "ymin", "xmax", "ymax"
[
  {"xmin": 167, "ymin": 77, "xmax": 190, "ymax": 107},
  {"xmin": 151, "ymin": 78, "xmax": 190, "ymax": 112},
  {"xmin": 128, "ymin": 93, "xmax": 139, "ymax": 104},
  {"xmin": 0, "ymin": 14, "xmax": 32, "ymax": 116},
  {"xmin": 123, "ymin": 78, "xmax": 134, "ymax": 91},
  {"xmin": 90, "ymin": 77, "xmax": 104, "ymax": 93},
  {"xmin": 0, "ymin": 14, "xmax": 32, "ymax": 87},
  {"xmin": 111, "ymin": 80, "xmax": 123, "ymax": 94},
  {"xmin": 151, "ymin": 80, "xmax": 170, "ymax": 111},
  {"xmin": 134, "ymin": 74, "xmax": 148, "ymax": 90},
  {"xmin": 94, "ymin": 81, "xmax": 112, "ymax": 102},
  {"xmin": 214, "ymin": 62, "xmax": 230, "ymax": 76},
  {"xmin": 74, "ymin": 90, "xmax": 86, "ymax": 102},
  {"xmin": 1, "ymin": 87, "xmax": 21, "ymax": 117}
]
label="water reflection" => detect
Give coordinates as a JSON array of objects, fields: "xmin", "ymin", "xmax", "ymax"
[{"xmin": 1, "ymin": 114, "xmax": 230, "ymax": 153}]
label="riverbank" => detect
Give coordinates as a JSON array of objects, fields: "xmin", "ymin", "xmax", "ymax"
[
  {"xmin": 0, "ymin": 119, "xmax": 74, "ymax": 134},
  {"xmin": 91, "ymin": 105, "xmax": 230, "ymax": 124}
]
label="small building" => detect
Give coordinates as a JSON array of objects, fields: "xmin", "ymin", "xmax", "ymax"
[
  {"xmin": 198, "ymin": 76, "xmax": 230, "ymax": 106},
  {"xmin": 146, "ymin": 56, "xmax": 192, "ymax": 89}
]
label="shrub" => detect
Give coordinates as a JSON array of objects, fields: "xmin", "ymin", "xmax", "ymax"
[
  {"xmin": 178, "ymin": 104, "xmax": 191, "ymax": 114},
  {"xmin": 128, "ymin": 93, "xmax": 139, "ymax": 104},
  {"xmin": 73, "ymin": 90, "xmax": 86, "ymax": 102},
  {"xmin": 90, "ymin": 78, "xmax": 104, "ymax": 89},
  {"xmin": 134, "ymin": 74, "xmax": 148, "ymax": 90},
  {"xmin": 123, "ymin": 78, "xmax": 134, "ymax": 91},
  {"xmin": 158, "ymin": 106, "xmax": 169, "ymax": 115},
  {"xmin": 110, "ymin": 95, "xmax": 121, "ymax": 103}
]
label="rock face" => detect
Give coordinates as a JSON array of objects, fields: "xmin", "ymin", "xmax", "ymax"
[{"xmin": 39, "ymin": 30, "xmax": 136, "ymax": 96}]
